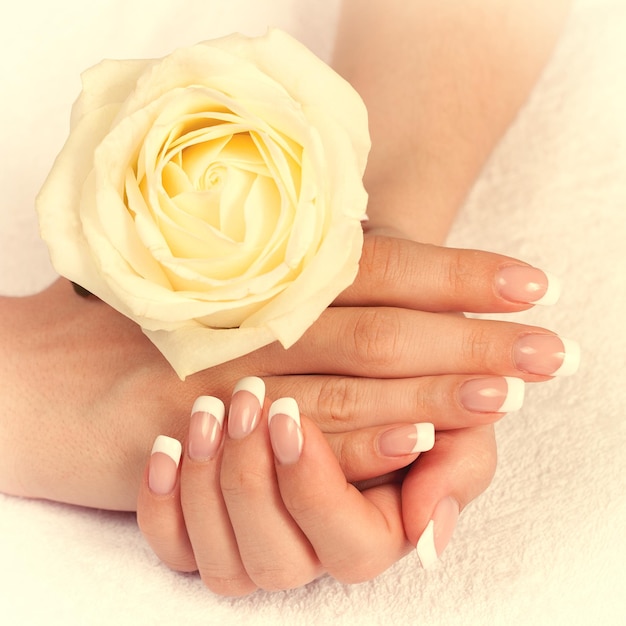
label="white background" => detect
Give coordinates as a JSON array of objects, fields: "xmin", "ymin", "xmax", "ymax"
[{"xmin": 1, "ymin": 1, "xmax": 625, "ymax": 624}]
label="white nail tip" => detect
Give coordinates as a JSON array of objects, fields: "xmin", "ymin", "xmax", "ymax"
[
  {"xmin": 151, "ymin": 435, "xmax": 182, "ymax": 467},
  {"xmin": 499, "ymin": 377, "xmax": 525, "ymax": 412},
  {"xmin": 233, "ymin": 376, "xmax": 266, "ymax": 406},
  {"xmin": 268, "ymin": 397, "xmax": 300, "ymax": 426},
  {"xmin": 191, "ymin": 396, "xmax": 225, "ymax": 425},
  {"xmin": 532, "ymin": 271, "xmax": 562, "ymax": 306},
  {"xmin": 416, "ymin": 520, "xmax": 438, "ymax": 569},
  {"xmin": 412, "ymin": 423, "xmax": 435, "ymax": 453},
  {"xmin": 552, "ymin": 338, "xmax": 581, "ymax": 377}
]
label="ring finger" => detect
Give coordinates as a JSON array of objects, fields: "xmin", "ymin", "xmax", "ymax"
[
  {"xmin": 265, "ymin": 373, "xmax": 527, "ymax": 434},
  {"xmin": 252, "ymin": 308, "xmax": 580, "ymax": 382},
  {"xmin": 178, "ymin": 394, "xmax": 256, "ymax": 597}
]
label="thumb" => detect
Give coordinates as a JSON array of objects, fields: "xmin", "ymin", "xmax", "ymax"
[{"xmin": 401, "ymin": 425, "xmax": 497, "ymax": 569}]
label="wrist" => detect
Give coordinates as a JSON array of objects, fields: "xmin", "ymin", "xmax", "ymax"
[{"xmin": 363, "ymin": 170, "xmax": 462, "ymax": 245}]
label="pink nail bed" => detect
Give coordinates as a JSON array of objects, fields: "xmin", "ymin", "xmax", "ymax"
[
  {"xmin": 268, "ymin": 397, "xmax": 303, "ymax": 465},
  {"xmin": 496, "ymin": 265, "xmax": 561, "ymax": 305},
  {"xmin": 416, "ymin": 496, "xmax": 460, "ymax": 569},
  {"xmin": 148, "ymin": 435, "xmax": 182, "ymax": 496},
  {"xmin": 188, "ymin": 396, "xmax": 225, "ymax": 460},
  {"xmin": 460, "ymin": 377, "xmax": 525, "ymax": 413},
  {"xmin": 378, "ymin": 423, "xmax": 435, "ymax": 457},
  {"xmin": 513, "ymin": 334, "xmax": 580, "ymax": 376},
  {"xmin": 228, "ymin": 377, "xmax": 265, "ymax": 439}
]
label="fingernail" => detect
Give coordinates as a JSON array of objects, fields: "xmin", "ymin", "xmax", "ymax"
[
  {"xmin": 228, "ymin": 376, "xmax": 265, "ymax": 439},
  {"xmin": 416, "ymin": 496, "xmax": 460, "ymax": 569},
  {"xmin": 459, "ymin": 377, "xmax": 525, "ymax": 413},
  {"xmin": 378, "ymin": 423, "xmax": 435, "ymax": 457},
  {"xmin": 268, "ymin": 397, "xmax": 303, "ymax": 465},
  {"xmin": 513, "ymin": 334, "xmax": 581, "ymax": 376},
  {"xmin": 188, "ymin": 396, "xmax": 225, "ymax": 460},
  {"xmin": 495, "ymin": 265, "xmax": 561, "ymax": 306},
  {"xmin": 148, "ymin": 435, "xmax": 182, "ymax": 495}
]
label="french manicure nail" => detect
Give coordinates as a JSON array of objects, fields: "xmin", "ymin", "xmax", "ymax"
[
  {"xmin": 513, "ymin": 334, "xmax": 580, "ymax": 376},
  {"xmin": 268, "ymin": 397, "xmax": 303, "ymax": 465},
  {"xmin": 228, "ymin": 376, "xmax": 265, "ymax": 439},
  {"xmin": 459, "ymin": 377, "xmax": 525, "ymax": 413},
  {"xmin": 188, "ymin": 396, "xmax": 225, "ymax": 461},
  {"xmin": 148, "ymin": 435, "xmax": 182, "ymax": 496},
  {"xmin": 495, "ymin": 265, "xmax": 561, "ymax": 306},
  {"xmin": 378, "ymin": 423, "xmax": 435, "ymax": 457},
  {"xmin": 416, "ymin": 496, "xmax": 460, "ymax": 569}
]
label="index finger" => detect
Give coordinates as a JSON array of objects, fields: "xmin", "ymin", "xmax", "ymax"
[
  {"xmin": 335, "ymin": 235, "xmax": 560, "ymax": 313},
  {"xmin": 269, "ymin": 405, "xmax": 412, "ymax": 584}
]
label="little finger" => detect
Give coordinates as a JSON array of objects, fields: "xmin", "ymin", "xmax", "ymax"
[{"xmin": 136, "ymin": 436, "xmax": 197, "ymax": 573}]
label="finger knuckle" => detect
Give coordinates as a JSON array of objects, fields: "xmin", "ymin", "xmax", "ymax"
[
  {"xmin": 360, "ymin": 236, "xmax": 388, "ymax": 283},
  {"xmin": 330, "ymin": 435, "xmax": 353, "ymax": 476},
  {"xmin": 351, "ymin": 308, "xmax": 402, "ymax": 370},
  {"xmin": 219, "ymin": 465, "xmax": 265, "ymax": 500},
  {"xmin": 444, "ymin": 249, "xmax": 467, "ymax": 293},
  {"xmin": 137, "ymin": 523, "xmax": 198, "ymax": 572},
  {"xmin": 316, "ymin": 377, "xmax": 359, "ymax": 426},
  {"xmin": 328, "ymin": 554, "xmax": 383, "ymax": 585},
  {"xmin": 460, "ymin": 323, "xmax": 498, "ymax": 371},
  {"xmin": 199, "ymin": 572, "xmax": 258, "ymax": 598},
  {"xmin": 282, "ymin": 484, "xmax": 336, "ymax": 523},
  {"xmin": 247, "ymin": 564, "xmax": 310, "ymax": 592},
  {"xmin": 409, "ymin": 379, "xmax": 437, "ymax": 419},
  {"xmin": 361, "ymin": 236, "xmax": 408, "ymax": 290},
  {"xmin": 163, "ymin": 553, "xmax": 199, "ymax": 573}
]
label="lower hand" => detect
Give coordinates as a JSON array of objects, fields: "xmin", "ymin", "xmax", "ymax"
[{"xmin": 137, "ymin": 378, "xmax": 495, "ymax": 596}]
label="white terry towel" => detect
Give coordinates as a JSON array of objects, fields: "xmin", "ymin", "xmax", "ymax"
[{"xmin": 1, "ymin": 1, "xmax": 625, "ymax": 624}]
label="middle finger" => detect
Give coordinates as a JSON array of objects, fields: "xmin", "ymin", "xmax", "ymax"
[
  {"xmin": 218, "ymin": 379, "xmax": 322, "ymax": 591},
  {"xmin": 252, "ymin": 307, "xmax": 579, "ymax": 381}
]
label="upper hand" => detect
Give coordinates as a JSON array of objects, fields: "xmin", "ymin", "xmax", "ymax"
[{"xmin": 0, "ymin": 236, "xmax": 573, "ymax": 510}]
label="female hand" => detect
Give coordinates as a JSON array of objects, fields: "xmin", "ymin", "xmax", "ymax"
[
  {"xmin": 137, "ymin": 378, "xmax": 494, "ymax": 596},
  {"xmin": 0, "ymin": 236, "xmax": 577, "ymax": 510}
]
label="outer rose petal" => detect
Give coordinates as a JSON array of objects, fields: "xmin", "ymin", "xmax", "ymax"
[
  {"xmin": 36, "ymin": 30, "xmax": 370, "ymax": 380},
  {"xmin": 145, "ymin": 220, "xmax": 363, "ymax": 379},
  {"xmin": 211, "ymin": 29, "xmax": 370, "ymax": 172},
  {"xmin": 70, "ymin": 58, "xmax": 153, "ymax": 127},
  {"xmin": 36, "ymin": 104, "xmax": 131, "ymax": 315}
]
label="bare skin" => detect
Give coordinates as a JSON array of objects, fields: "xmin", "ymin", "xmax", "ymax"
[
  {"xmin": 134, "ymin": 0, "xmax": 573, "ymax": 595},
  {"xmin": 335, "ymin": 0, "xmax": 572, "ymax": 243},
  {"xmin": 0, "ymin": 237, "xmax": 557, "ymax": 511},
  {"xmin": 0, "ymin": 0, "xmax": 572, "ymax": 596}
]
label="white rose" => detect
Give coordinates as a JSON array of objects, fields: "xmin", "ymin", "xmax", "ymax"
[{"xmin": 36, "ymin": 29, "xmax": 370, "ymax": 379}]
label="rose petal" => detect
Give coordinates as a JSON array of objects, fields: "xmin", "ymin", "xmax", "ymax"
[
  {"xmin": 37, "ymin": 31, "xmax": 370, "ymax": 379},
  {"xmin": 70, "ymin": 58, "xmax": 151, "ymax": 128},
  {"xmin": 213, "ymin": 30, "xmax": 370, "ymax": 170}
]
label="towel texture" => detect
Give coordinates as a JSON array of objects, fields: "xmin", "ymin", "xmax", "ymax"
[{"xmin": 1, "ymin": 1, "xmax": 625, "ymax": 624}]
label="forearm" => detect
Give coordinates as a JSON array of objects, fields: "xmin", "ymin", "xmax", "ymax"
[{"xmin": 333, "ymin": 0, "xmax": 571, "ymax": 244}]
